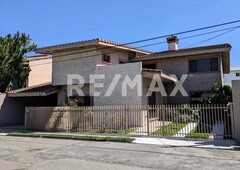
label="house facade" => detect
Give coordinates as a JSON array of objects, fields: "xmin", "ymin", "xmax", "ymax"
[
  {"xmin": 224, "ymin": 66, "xmax": 240, "ymax": 86},
  {"xmin": 31, "ymin": 36, "xmax": 231, "ymax": 106}
]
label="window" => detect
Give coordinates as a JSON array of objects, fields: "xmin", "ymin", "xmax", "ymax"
[
  {"xmin": 189, "ymin": 58, "xmax": 218, "ymax": 73},
  {"xmin": 143, "ymin": 64, "xmax": 156, "ymax": 69},
  {"xmin": 128, "ymin": 52, "xmax": 136, "ymax": 59},
  {"xmin": 102, "ymin": 54, "xmax": 111, "ymax": 62},
  {"xmin": 236, "ymin": 73, "xmax": 240, "ymax": 77}
]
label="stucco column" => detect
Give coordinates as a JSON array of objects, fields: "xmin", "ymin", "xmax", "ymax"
[
  {"xmin": 57, "ymin": 86, "xmax": 67, "ymax": 106},
  {"xmin": 232, "ymin": 80, "xmax": 240, "ymax": 141}
]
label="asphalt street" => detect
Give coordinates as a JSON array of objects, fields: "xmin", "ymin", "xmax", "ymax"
[{"xmin": 0, "ymin": 136, "xmax": 239, "ymax": 170}]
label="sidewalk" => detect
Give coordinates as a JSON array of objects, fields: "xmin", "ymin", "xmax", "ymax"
[
  {"xmin": 0, "ymin": 126, "xmax": 239, "ymax": 150},
  {"xmin": 133, "ymin": 137, "xmax": 239, "ymax": 150}
]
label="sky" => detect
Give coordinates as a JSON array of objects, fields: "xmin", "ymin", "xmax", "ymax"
[{"xmin": 0, "ymin": 0, "xmax": 239, "ymax": 66}]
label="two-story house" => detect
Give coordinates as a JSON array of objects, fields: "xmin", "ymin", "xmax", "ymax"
[{"xmin": 10, "ymin": 36, "xmax": 231, "ymax": 106}]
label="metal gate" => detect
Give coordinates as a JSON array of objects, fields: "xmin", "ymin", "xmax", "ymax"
[{"xmin": 132, "ymin": 104, "xmax": 233, "ymax": 139}]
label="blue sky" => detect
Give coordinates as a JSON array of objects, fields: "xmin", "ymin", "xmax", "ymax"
[{"xmin": 0, "ymin": 0, "xmax": 239, "ymax": 66}]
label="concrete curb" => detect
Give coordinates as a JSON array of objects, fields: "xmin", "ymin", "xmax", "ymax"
[{"xmin": 8, "ymin": 133, "xmax": 135, "ymax": 143}]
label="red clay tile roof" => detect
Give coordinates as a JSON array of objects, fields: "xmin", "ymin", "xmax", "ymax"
[
  {"xmin": 35, "ymin": 38, "xmax": 151, "ymax": 54},
  {"xmin": 131, "ymin": 44, "xmax": 231, "ymax": 61},
  {"xmin": 7, "ymin": 82, "xmax": 59, "ymax": 97}
]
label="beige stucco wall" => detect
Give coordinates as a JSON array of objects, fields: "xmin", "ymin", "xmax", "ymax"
[
  {"xmin": 232, "ymin": 80, "xmax": 240, "ymax": 141},
  {"xmin": 28, "ymin": 56, "xmax": 52, "ymax": 86},
  {"xmin": 142, "ymin": 54, "xmax": 223, "ymax": 104}
]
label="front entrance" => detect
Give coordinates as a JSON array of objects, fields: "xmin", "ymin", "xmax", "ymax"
[{"xmin": 148, "ymin": 92, "xmax": 156, "ymax": 105}]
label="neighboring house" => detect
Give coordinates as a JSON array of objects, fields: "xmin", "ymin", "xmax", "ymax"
[
  {"xmin": 0, "ymin": 55, "xmax": 53, "ymax": 127},
  {"xmin": 26, "ymin": 54, "xmax": 52, "ymax": 86},
  {"xmin": 224, "ymin": 66, "xmax": 240, "ymax": 86},
  {"xmin": 9, "ymin": 36, "xmax": 231, "ymax": 106}
]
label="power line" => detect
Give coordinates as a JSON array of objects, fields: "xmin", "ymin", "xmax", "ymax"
[
  {"xmin": 37, "ymin": 0, "xmax": 223, "ymax": 41},
  {"xmin": 137, "ymin": 25, "xmax": 240, "ymax": 48},
  {"xmin": 30, "ymin": 20, "xmax": 240, "ymax": 67},
  {"xmin": 125, "ymin": 19, "xmax": 240, "ymax": 45},
  {"xmin": 35, "ymin": 20, "xmax": 240, "ymax": 60},
  {"xmin": 185, "ymin": 28, "xmax": 237, "ymax": 48},
  {"xmin": 30, "ymin": 25, "xmax": 240, "ymax": 67}
]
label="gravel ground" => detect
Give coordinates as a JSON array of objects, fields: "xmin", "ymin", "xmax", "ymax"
[{"xmin": 0, "ymin": 135, "xmax": 240, "ymax": 170}]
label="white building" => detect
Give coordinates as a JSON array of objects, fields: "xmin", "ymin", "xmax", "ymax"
[{"xmin": 224, "ymin": 66, "xmax": 240, "ymax": 86}]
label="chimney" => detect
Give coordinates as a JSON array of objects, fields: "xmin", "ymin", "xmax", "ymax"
[{"xmin": 167, "ymin": 35, "xmax": 179, "ymax": 51}]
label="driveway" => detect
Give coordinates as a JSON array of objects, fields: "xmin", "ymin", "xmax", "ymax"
[{"xmin": 0, "ymin": 136, "xmax": 240, "ymax": 170}]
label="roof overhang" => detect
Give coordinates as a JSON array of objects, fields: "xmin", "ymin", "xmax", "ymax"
[
  {"xmin": 98, "ymin": 42, "xmax": 151, "ymax": 54},
  {"xmin": 7, "ymin": 90, "xmax": 59, "ymax": 97},
  {"xmin": 131, "ymin": 46, "xmax": 231, "ymax": 61},
  {"xmin": 142, "ymin": 68, "xmax": 178, "ymax": 83},
  {"xmin": 7, "ymin": 83, "xmax": 59, "ymax": 97},
  {"xmin": 35, "ymin": 39, "xmax": 151, "ymax": 55},
  {"xmin": 132, "ymin": 44, "xmax": 231, "ymax": 74}
]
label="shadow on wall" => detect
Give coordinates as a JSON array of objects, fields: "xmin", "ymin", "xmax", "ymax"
[{"xmin": 0, "ymin": 93, "xmax": 57, "ymax": 127}]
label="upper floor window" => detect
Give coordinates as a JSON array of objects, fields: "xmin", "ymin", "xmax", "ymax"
[
  {"xmin": 236, "ymin": 73, "xmax": 240, "ymax": 77},
  {"xmin": 143, "ymin": 64, "xmax": 156, "ymax": 69},
  {"xmin": 102, "ymin": 54, "xmax": 111, "ymax": 63},
  {"xmin": 128, "ymin": 52, "xmax": 136, "ymax": 60},
  {"xmin": 189, "ymin": 57, "xmax": 218, "ymax": 73}
]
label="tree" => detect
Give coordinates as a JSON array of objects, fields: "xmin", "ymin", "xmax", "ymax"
[
  {"xmin": 0, "ymin": 32, "xmax": 36, "ymax": 92},
  {"xmin": 202, "ymin": 82, "xmax": 232, "ymax": 104}
]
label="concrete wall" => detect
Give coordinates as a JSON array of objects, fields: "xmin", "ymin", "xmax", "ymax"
[
  {"xmin": 0, "ymin": 93, "xmax": 57, "ymax": 127},
  {"xmin": 142, "ymin": 54, "xmax": 223, "ymax": 104},
  {"xmin": 94, "ymin": 62, "xmax": 142, "ymax": 106},
  {"xmin": 232, "ymin": 80, "xmax": 240, "ymax": 141}
]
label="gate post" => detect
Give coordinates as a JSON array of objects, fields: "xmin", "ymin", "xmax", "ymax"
[
  {"xmin": 25, "ymin": 107, "xmax": 29, "ymax": 130},
  {"xmin": 125, "ymin": 105, "xmax": 129, "ymax": 134},
  {"xmin": 230, "ymin": 103, "xmax": 235, "ymax": 139},
  {"xmin": 162, "ymin": 105, "xmax": 165, "ymax": 135},
  {"xmin": 147, "ymin": 105, "xmax": 150, "ymax": 136},
  {"xmin": 232, "ymin": 80, "xmax": 240, "ymax": 141}
]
